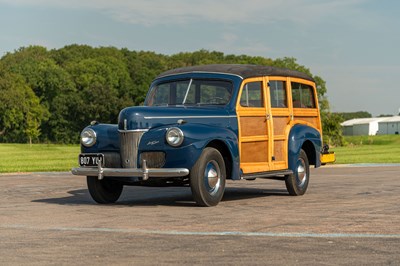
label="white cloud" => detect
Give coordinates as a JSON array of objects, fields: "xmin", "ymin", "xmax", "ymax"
[{"xmin": 0, "ymin": 0, "xmax": 370, "ymax": 26}]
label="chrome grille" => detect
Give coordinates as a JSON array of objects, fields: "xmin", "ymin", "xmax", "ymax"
[{"xmin": 119, "ymin": 130, "xmax": 147, "ymax": 168}]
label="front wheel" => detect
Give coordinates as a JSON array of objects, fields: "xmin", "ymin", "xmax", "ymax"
[
  {"xmin": 285, "ymin": 149, "xmax": 310, "ymax": 196},
  {"xmin": 87, "ymin": 176, "xmax": 123, "ymax": 204},
  {"xmin": 190, "ymin": 147, "xmax": 226, "ymax": 207}
]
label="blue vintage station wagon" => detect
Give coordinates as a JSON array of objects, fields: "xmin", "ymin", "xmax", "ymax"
[{"xmin": 72, "ymin": 64, "xmax": 334, "ymax": 206}]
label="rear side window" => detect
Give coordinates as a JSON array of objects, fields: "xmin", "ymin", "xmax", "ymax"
[
  {"xmin": 269, "ymin": 81, "xmax": 287, "ymax": 108},
  {"xmin": 240, "ymin": 81, "xmax": 264, "ymax": 107},
  {"xmin": 291, "ymin": 82, "xmax": 316, "ymax": 108}
]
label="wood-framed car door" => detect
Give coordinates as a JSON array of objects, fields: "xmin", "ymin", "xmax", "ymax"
[
  {"xmin": 236, "ymin": 78, "xmax": 273, "ymax": 174},
  {"xmin": 267, "ymin": 77, "xmax": 291, "ymax": 170}
]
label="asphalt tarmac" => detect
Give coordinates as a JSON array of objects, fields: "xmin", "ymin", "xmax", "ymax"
[{"xmin": 1, "ymin": 165, "xmax": 399, "ymax": 265}]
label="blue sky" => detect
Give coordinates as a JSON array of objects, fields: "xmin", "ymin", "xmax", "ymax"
[{"xmin": 1, "ymin": 0, "xmax": 399, "ymax": 116}]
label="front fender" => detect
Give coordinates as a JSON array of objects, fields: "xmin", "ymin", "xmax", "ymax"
[
  {"xmin": 288, "ymin": 124, "xmax": 322, "ymax": 171},
  {"xmin": 139, "ymin": 124, "xmax": 239, "ymax": 175},
  {"xmin": 81, "ymin": 123, "xmax": 119, "ymax": 153}
]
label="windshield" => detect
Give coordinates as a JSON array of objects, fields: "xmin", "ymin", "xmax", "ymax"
[{"xmin": 145, "ymin": 79, "xmax": 233, "ymax": 106}]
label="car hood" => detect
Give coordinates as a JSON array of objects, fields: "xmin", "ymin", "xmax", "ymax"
[{"xmin": 118, "ymin": 106, "xmax": 232, "ymax": 130}]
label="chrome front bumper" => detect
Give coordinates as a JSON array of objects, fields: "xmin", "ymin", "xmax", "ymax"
[{"xmin": 71, "ymin": 160, "xmax": 189, "ymax": 180}]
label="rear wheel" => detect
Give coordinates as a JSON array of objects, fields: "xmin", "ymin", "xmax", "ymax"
[
  {"xmin": 190, "ymin": 147, "xmax": 226, "ymax": 207},
  {"xmin": 87, "ymin": 176, "xmax": 123, "ymax": 204},
  {"xmin": 285, "ymin": 149, "xmax": 310, "ymax": 196}
]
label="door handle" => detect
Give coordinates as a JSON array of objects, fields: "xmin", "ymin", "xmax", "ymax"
[{"xmin": 266, "ymin": 114, "xmax": 270, "ymax": 121}]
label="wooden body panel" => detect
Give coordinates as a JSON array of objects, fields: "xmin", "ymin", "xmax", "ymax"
[{"xmin": 236, "ymin": 76, "xmax": 322, "ymax": 174}]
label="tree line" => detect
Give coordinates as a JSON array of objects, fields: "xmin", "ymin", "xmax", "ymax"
[
  {"xmin": 0, "ymin": 45, "xmax": 343, "ymax": 145},
  {"xmin": 335, "ymin": 111, "xmax": 372, "ymax": 121}
]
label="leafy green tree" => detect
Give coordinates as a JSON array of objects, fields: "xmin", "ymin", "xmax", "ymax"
[
  {"xmin": 336, "ymin": 111, "xmax": 372, "ymax": 120},
  {"xmin": 378, "ymin": 114, "xmax": 393, "ymax": 117},
  {"xmin": 1, "ymin": 46, "xmax": 79, "ymax": 142},
  {"xmin": 50, "ymin": 44, "xmax": 99, "ymax": 66},
  {"xmin": 66, "ymin": 56, "xmax": 133, "ymax": 129},
  {"xmin": 24, "ymin": 95, "xmax": 48, "ymax": 145},
  {"xmin": 37, "ymin": 63, "xmax": 78, "ymax": 143},
  {"xmin": 0, "ymin": 68, "xmax": 48, "ymax": 143},
  {"xmin": 122, "ymin": 50, "xmax": 168, "ymax": 105},
  {"xmin": 1, "ymin": 46, "xmax": 50, "ymax": 97},
  {"xmin": 322, "ymin": 112, "xmax": 344, "ymax": 146},
  {"xmin": 0, "ymin": 71, "xmax": 24, "ymax": 141}
]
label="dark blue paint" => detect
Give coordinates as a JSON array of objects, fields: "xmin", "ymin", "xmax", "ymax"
[
  {"xmin": 288, "ymin": 124, "xmax": 322, "ymax": 171},
  {"xmin": 138, "ymin": 116, "xmax": 240, "ymax": 179},
  {"xmin": 118, "ymin": 106, "xmax": 236, "ymax": 131},
  {"xmin": 81, "ymin": 124, "xmax": 119, "ymax": 153}
]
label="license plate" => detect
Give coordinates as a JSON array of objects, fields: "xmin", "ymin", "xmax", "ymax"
[{"xmin": 79, "ymin": 154, "xmax": 104, "ymax": 167}]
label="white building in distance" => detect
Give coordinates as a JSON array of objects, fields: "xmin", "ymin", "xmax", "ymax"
[
  {"xmin": 378, "ymin": 116, "xmax": 400, "ymax": 135},
  {"xmin": 341, "ymin": 116, "xmax": 400, "ymax": 136}
]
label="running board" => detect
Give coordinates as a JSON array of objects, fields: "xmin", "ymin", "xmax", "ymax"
[{"xmin": 242, "ymin": 169, "xmax": 293, "ymax": 180}]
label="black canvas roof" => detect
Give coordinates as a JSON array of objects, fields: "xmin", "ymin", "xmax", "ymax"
[{"xmin": 156, "ymin": 64, "xmax": 314, "ymax": 82}]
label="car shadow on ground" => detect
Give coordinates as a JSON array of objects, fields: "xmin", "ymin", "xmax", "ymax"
[{"xmin": 32, "ymin": 186, "xmax": 289, "ymax": 207}]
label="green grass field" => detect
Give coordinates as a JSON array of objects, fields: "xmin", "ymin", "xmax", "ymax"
[
  {"xmin": 334, "ymin": 135, "xmax": 400, "ymax": 164},
  {"xmin": 0, "ymin": 135, "xmax": 399, "ymax": 173},
  {"xmin": 0, "ymin": 144, "xmax": 80, "ymax": 173}
]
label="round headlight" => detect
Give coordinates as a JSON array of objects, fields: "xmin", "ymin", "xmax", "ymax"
[
  {"xmin": 166, "ymin": 127, "xmax": 184, "ymax": 147},
  {"xmin": 81, "ymin": 128, "xmax": 97, "ymax": 147}
]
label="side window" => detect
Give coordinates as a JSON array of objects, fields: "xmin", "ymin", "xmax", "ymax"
[
  {"xmin": 240, "ymin": 81, "xmax": 264, "ymax": 107},
  {"xmin": 291, "ymin": 82, "xmax": 316, "ymax": 108},
  {"xmin": 269, "ymin": 81, "xmax": 287, "ymax": 108}
]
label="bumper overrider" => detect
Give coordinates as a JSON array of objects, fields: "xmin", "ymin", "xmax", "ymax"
[{"xmin": 71, "ymin": 159, "xmax": 189, "ymax": 180}]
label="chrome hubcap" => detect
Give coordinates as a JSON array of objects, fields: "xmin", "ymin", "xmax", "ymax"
[
  {"xmin": 204, "ymin": 160, "xmax": 221, "ymax": 195},
  {"xmin": 296, "ymin": 158, "xmax": 307, "ymax": 186}
]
